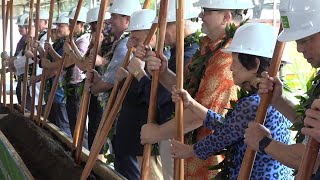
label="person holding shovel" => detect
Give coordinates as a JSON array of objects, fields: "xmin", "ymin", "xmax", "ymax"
[
  {"xmin": 63, "ymin": 6, "xmax": 110, "ymax": 161},
  {"xmin": 123, "ymin": 1, "xmax": 199, "ymax": 179},
  {"xmin": 169, "ymin": 23, "xmax": 294, "ymax": 179},
  {"xmin": 141, "ymin": 0, "xmax": 252, "ymax": 178},
  {"xmin": 244, "ymin": 0, "xmax": 320, "ymax": 176}
]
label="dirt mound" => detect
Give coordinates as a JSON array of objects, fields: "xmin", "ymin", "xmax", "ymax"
[
  {"xmin": 0, "ymin": 105, "xmax": 18, "ymax": 114},
  {"xmin": 0, "ymin": 113, "xmax": 96, "ymax": 180}
]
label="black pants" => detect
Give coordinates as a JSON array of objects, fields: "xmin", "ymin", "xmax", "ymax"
[
  {"xmin": 88, "ymin": 95, "xmax": 104, "ymax": 154},
  {"xmin": 16, "ymin": 78, "xmax": 22, "ymax": 104},
  {"xmin": 114, "ymin": 153, "xmax": 140, "ymax": 180},
  {"xmin": 65, "ymin": 84, "xmax": 88, "ymax": 149},
  {"xmin": 48, "ymin": 101, "xmax": 72, "ymax": 137}
]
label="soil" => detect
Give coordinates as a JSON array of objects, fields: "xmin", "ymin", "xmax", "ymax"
[
  {"xmin": 0, "ymin": 105, "xmax": 18, "ymax": 114},
  {"xmin": 0, "ymin": 113, "xmax": 97, "ymax": 180}
]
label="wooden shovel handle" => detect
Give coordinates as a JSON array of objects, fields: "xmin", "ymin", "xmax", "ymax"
[
  {"xmin": 296, "ymin": 138, "xmax": 320, "ymax": 179},
  {"xmin": 9, "ymin": 0, "xmax": 13, "ymax": 111},
  {"xmin": 2, "ymin": 0, "xmax": 11, "ymax": 107},
  {"xmin": 43, "ymin": 0, "xmax": 84, "ymax": 122},
  {"xmin": 21, "ymin": 0, "xmax": 35, "ymax": 113},
  {"xmin": 81, "ymin": 9, "xmax": 156, "ymax": 180},
  {"xmin": 36, "ymin": 0, "xmax": 55, "ymax": 125},
  {"xmin": 141, "ymin": 0, "xmax": 168, "ymax": 179},
  {"xmin": 174, "ymin": 0, "xmax": 185, "ymax": 179},
  {"xmin": 73, "ymin": 0, "xmax": 109, "ymax": 164},
  {"xmin": 30, "ymin": 0, "xmax": 41, "ymax": 120},
  {"xmin": 238, "ymin": 26, "xmax": 285, "ymax": 179}
]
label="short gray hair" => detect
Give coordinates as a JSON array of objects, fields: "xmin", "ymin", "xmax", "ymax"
[{"xmin": 230, "ymin": 9, "xmax": 247, "ymax": 23}]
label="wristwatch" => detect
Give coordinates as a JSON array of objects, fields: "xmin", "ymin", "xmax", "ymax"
[{"xmin": 259, "ymin": 136, "xmax": 272, "ymax": 154}]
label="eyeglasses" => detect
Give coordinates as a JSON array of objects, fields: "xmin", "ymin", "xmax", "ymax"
[{"xmin": 200, "ymin": 8, "xmax": 220, "ymax": 16}]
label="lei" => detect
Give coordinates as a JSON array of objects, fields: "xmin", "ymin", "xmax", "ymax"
[
  {"xmin": 185, "ymin": 22, "xmax": 241, "ymax": 144},
  {"xmin": 289, "ymin": 71, "xmax": 320, "ymax": 143},
  {"xmin": 62, "ymin": 32, "xmax": 87, "ymax": 100},
  {"xmin": 184, "ymin": 23, "xmax": 241, "ymax": 98}
]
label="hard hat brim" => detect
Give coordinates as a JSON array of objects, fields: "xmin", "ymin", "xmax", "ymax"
[
  {"xmin": 222, "ymin": 47, "xmax": 272, "ymax": 59},
  {"xmin": 193, "ymin": 1, "xmax": 253, "ymax": 9},
  {"xmin": 278, "ymin": 29, "xmax": 320, "ymax": 42}
]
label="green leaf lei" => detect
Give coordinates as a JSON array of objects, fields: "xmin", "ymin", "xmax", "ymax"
[
  {"xmin": 185, "ymin": 22, "xmax": 242, "ymax": 145},
  {"xmin": 289, "ymin": 70, "xmax": 320, "ymax": 143},
  {"xmin": 184, "ymin": 22, "xmax": 241, "ymax": 99},
  {"xmin": 62, "ymin": 32, "xmax": 88, "ymax": 100}
]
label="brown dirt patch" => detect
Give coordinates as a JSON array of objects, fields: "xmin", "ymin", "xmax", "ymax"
[{"xmin": 0, "ymin": 113, "xmax": 97, "ymax": 180}]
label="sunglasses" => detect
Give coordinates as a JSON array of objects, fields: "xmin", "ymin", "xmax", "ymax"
[{"xmin": 200, "ymin": 8, "xmax": 221, "ymax": 16}]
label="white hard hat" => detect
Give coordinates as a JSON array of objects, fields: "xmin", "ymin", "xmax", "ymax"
[
  {"xmin": 22, "ymin": 16, "xmax": 34, "ymax": 26},
  {"xmin": 16, "ymin": 13, "xmax": 29, "ymax": 26},
  {"xmin": 222, "ymin": 23, "xmax": 277, "ymax": 58},
  {"xmin": 108, "ymin": 0, "xmax": 141, "ymax": 16},
  {"xmin": 106, "ymin": 12, "xmax": 111, "ymax": 20},
  {"xmin": 86, "ymin": 7, "xmax": 111, "ymax": 24},
  {"xmin": 51, "ymin": 24, "xmax": 57, "ymax": 30},
  {"xmin": 193, "ymin": 0, "xmax": 253, "ymax": 9},
  {"xmin": 127, "ymin": 9, "xmax": 156, "ymax": 32},
  {"xmin": 33, "ymin": 10, "xmax": 49, "ymax": 20},
  {"xmin": 55, "ymin": 12, "xmax": 70, "ymax": 24},
  {"xmin": 68, "ymin": 7, "xmax": 89, "ymax": 23},
  {"xmin": 278, "ymin": 0, "xmax": 320, "ymax": 42},
  {"xmin": 153, "ymin": 0, "xmax": 200, "ymax": 23}
]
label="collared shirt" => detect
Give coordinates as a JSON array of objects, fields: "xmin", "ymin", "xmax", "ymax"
[
  {"xmin": 39, "ymin": 29, "xmax": 47, "ymax": 49},
  {"xmin": 194, "ymin": 94, "xmax": 294, "ymax": 179},
  {"xmin": 184, "ymin": 35, "xmax": 238, "ymax": 179},
  {"xmin": 102, "ymin": 35, "xmax": 129, "ymax": 85},
  {"xmin": 100, "ymin": 35, "xmax": 130, "ymax": 105},
  {"xmin": 68, "ymin": 33, "xmax": 90, "ymax": 84},
  {"xmin": 28, "ymin": 29, "xmax": 48, "ymax": 105},
  {"xmin": 115, "ymin": 34, "xmax": 199, "ymax": 156},
  {"xmin": 13, "ymin": 34, "xmax": 44, "ymax": 105}
]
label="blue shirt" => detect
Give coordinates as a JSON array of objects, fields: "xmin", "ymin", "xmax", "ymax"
[
  {"xmin": 102, "ymin": 36, "xmax": 129, "ymax": 85},
  {"xmin": 115, "ymin": 34, "xmax": 199, "ymax": 155},
  {"xmin": 194, "ymin": 94, "xmax": 294, "ymax": 179}
]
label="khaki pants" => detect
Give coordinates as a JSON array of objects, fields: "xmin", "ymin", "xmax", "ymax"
[
  {"xmin": 159, "ymin": 140, "xmax": 174, "ymax": 180},
  {"xmin": 137, "ymin": 155, "xmax": 163, "ymax": 180}
]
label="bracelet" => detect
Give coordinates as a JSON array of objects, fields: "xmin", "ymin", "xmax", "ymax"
[{"xmin": 259, "ymin": 136, "xmax": 272, "ymax": 155}]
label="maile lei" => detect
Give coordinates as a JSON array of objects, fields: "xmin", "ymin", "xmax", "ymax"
[
  {"xmin": 286, "ymin": 70, "xmax": 320, "ymax": 175},
  {"xmin": 289, "ymin": 70, "xmax": 320, "ymax": 143},
  {"xmin": 62, "ymin": 31, "xmax": 87, "ymax": 100},
  {"xmin": 185, "ymin": 21, "xmax": 245, "ymax": 144},
  {"xmin": 97, "ymin": 33, "xmax": 129, "ymax": 108}
]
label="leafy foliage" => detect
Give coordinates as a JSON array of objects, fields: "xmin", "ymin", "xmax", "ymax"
[{"xmin": 290, "ymin": 71, "xmax": 320, "ymax": 143}]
